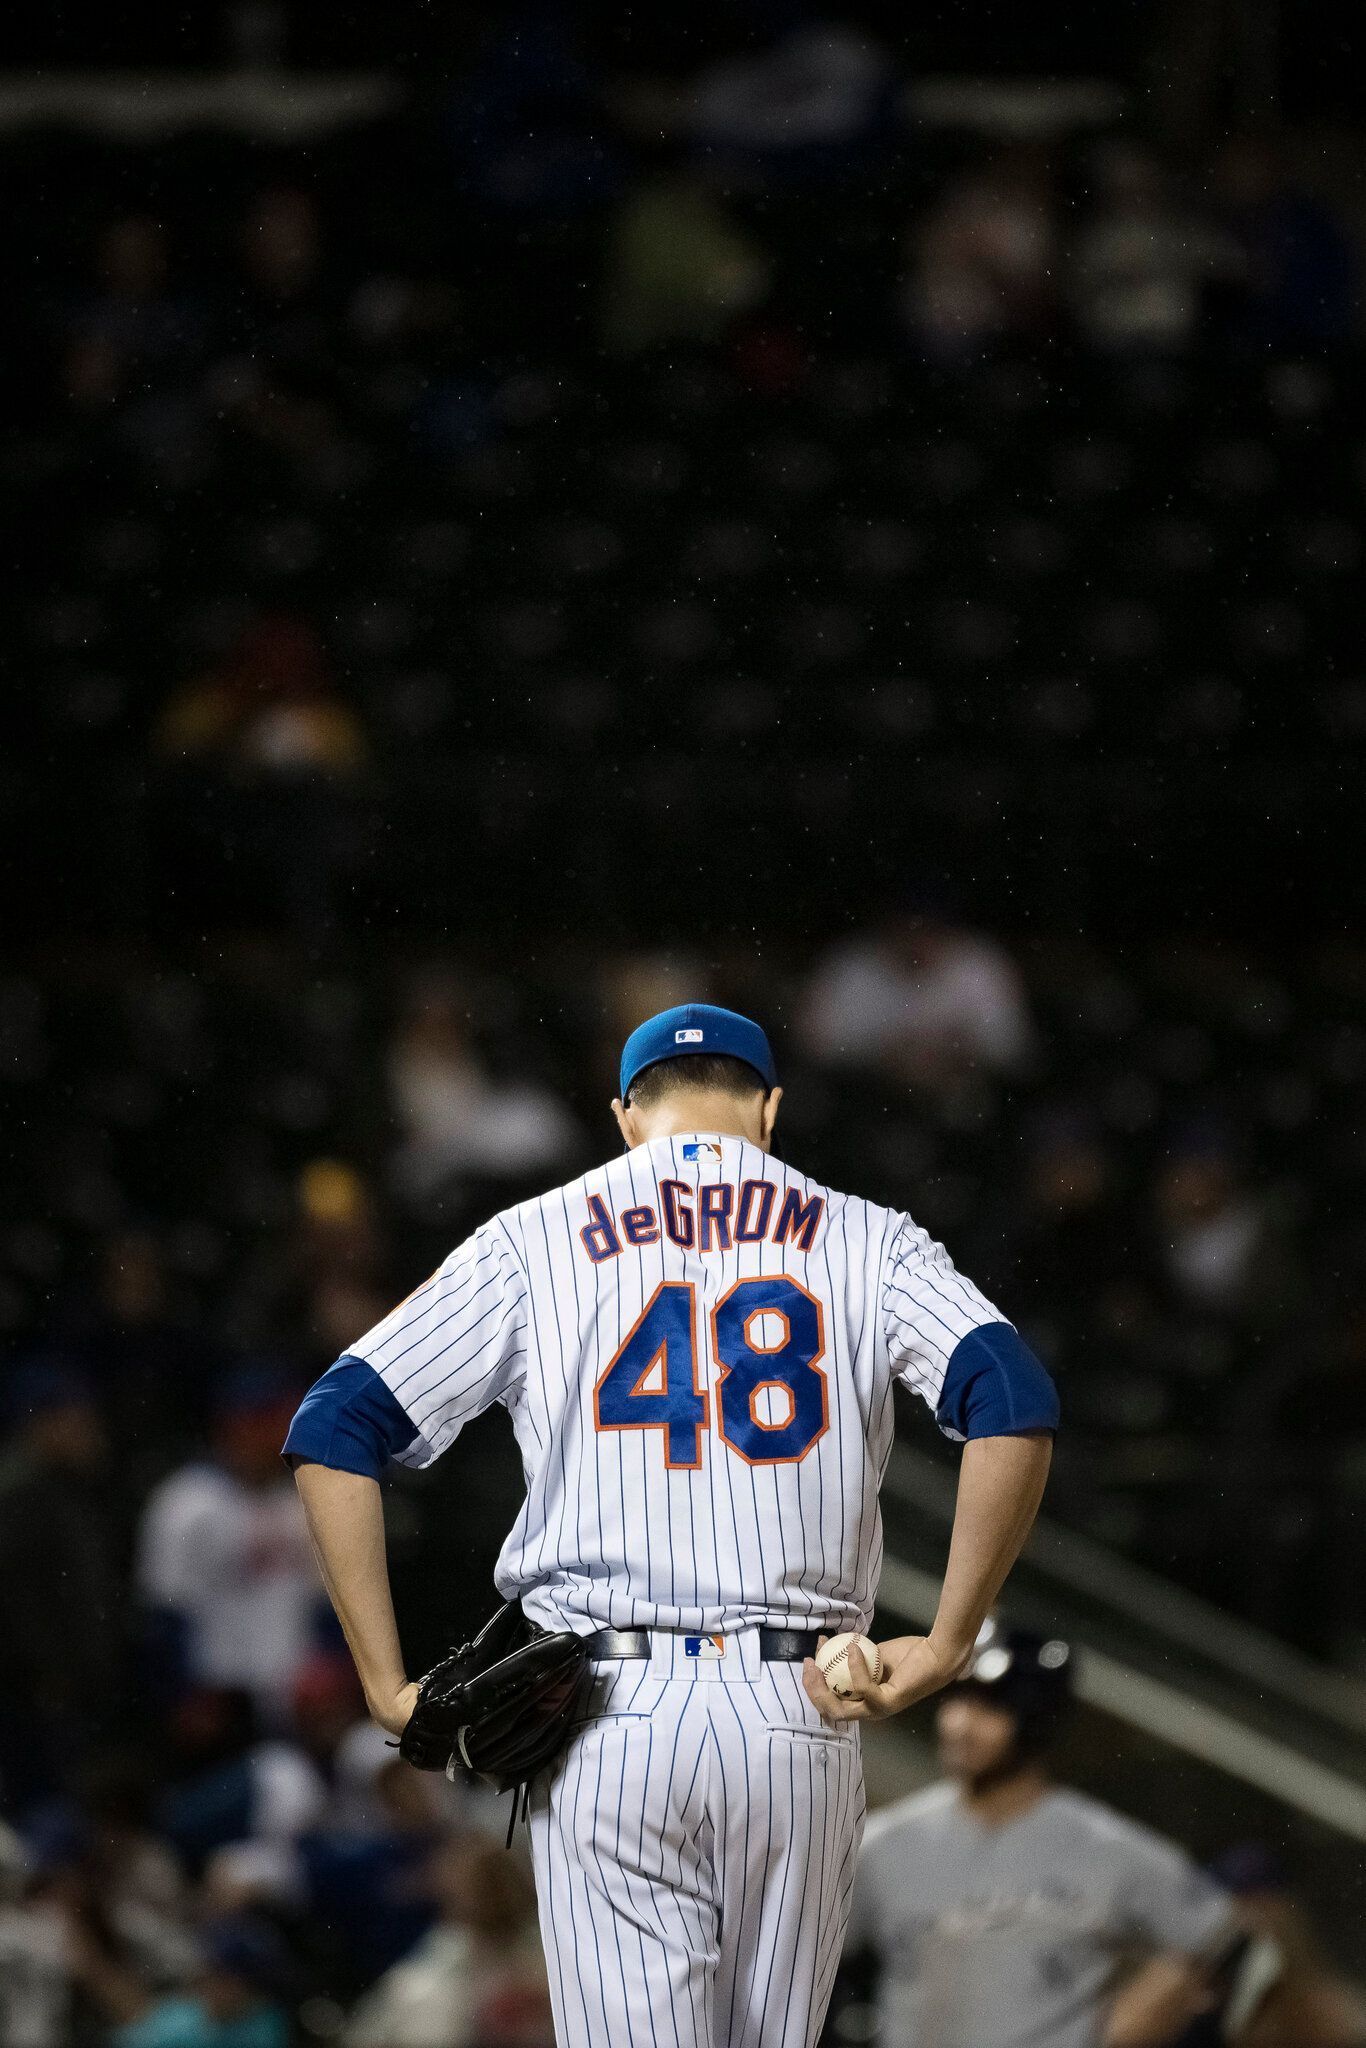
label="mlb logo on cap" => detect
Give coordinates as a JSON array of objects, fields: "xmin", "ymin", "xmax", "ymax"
[{"xmin": 676, "ymin": 1028, "xmax": 705, "ymax": 1044}]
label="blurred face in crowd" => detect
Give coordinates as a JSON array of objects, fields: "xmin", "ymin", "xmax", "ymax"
[
  {"xmin": 374, "ymin": 1756, "xmax": 446, "ymax": 1832},
  {"xmin": 1213, "ymin": 135, "xmax": 1280, "ymax": 209},
  {"xmin": 243, "ymin": 187, "xmax": 319, "ymax": 294},
  {"xmin": 936, "ymin": 1689, "xmax": 1026, "ymax": 1789},
  {"xmin": 101, "ymin": 1229, "xmax": 170, "ymax": 1323},
  {"xmin": 400, "ymin": 979, "xmax": 474, "ymax": 1061},
  {"xmin": 199, "ymin": 1968, "xmax": 260, "ymax": 2023},
  {"xmin": 435, "ymin": 1837, "xmax": 535, "ymax": 1940},
  {"xmin": 99, "ymin": 215, "xmax": 168, "ymax": 299},
  {"xmin": 295, "ymin": 1159, "xmax": 380, "ymax": 1279},
  {"xmin": 1157, "ymin": 1153, "xmax": 1237, "ymax": 1225},
  {"xmin": 29, "ymin": 1396, "xmax": 106, "ymax": 1473},
  {"xmin": 171, "ymin": 1688, "xmax": 257, "ymax": 1767},
  {"xmin": 882, "ymin": 912, "xmax": 949, "ymax": 973},
  {"xmin": 290, "ymin": 1654, "xmax": 364, "ymax": 1758},
  {"xmin": 1096, "ymin": 144, "xmax": 1167, "ymax": 216},
  {"xmin": 214, "ymin": 1399, "xmax": 299, "ymax": 1486},
  {"xmin": 1030, "ymin": 1137, "xmax": 1109, "ymax": 1216}
]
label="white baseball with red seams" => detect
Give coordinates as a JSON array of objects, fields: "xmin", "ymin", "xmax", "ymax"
[{"xmin": 816, "ymin": 1632, "xmax": 883, "ymax": 1696}]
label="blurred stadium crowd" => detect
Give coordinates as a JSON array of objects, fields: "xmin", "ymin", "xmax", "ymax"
[
  {"xmin": 2, "ymin": 3, "xmax": 1365, "ymax": 2042},
  {"xmin": 6, "ymin": 933, "xmax": 1365, "ymax": 1673}
]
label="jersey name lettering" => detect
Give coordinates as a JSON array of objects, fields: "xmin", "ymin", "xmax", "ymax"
[{"xmin": 578, "ymin": 1181, "xmax": 825, "ymax": 1266}]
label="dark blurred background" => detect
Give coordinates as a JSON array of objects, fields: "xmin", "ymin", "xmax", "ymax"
[{"xmin": 1, "ymin": 3, "xmax": 1364, "ymax": 2042}]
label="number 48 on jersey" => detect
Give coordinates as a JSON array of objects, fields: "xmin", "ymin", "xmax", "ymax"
[{"xmin": 593, "ymin": 1275, "xmax": 828, "ymax": 1470}]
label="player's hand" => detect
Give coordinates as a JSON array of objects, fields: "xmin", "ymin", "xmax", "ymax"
[
  {"xmin": 369, "ymin": 1678, "xmax": 422, "ymax": 1738},
  {"xmin": 803, "ymin": 1633, "xmax": 964, "ymax": 1725}
]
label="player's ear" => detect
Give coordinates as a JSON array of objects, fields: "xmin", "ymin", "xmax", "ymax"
[
  {"xmin": 611, "ymin": 1097, "xmax": 636, "ymax": 1149},
  {"xmin": 760, "ymin": 1086, "xmax": 783, "ymax": 1151}
]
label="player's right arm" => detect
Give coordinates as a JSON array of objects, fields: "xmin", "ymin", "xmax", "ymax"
[
  {"xmin": 806, "ymin": 1216, "xmax": 1058, "ymax": 1724},
  {"xmin": 282, "ymin": 1222, "xmax": 529, "ymax": 1734},
  {"xmin": 806, "ymin": 1433, "xmax": 1053, "ymax": 1721}
]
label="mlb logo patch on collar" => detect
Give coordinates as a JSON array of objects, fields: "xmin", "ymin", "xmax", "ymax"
[
  {"xmin": 682, "ymin": 1140, "xmax": 723, "ymax": 1162},
  {"xmin": 684, "ymin": 1635, "xmax": 726, "ymax": 1659}
]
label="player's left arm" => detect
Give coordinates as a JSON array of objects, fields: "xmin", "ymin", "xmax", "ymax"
[
  {"xmin": 293, "ymin": 1461, "xmax": 416, "ymax": 1737},
  {"xmin": 282, "ymin": 1221, "xmax": 529, "ymax": 1733}
]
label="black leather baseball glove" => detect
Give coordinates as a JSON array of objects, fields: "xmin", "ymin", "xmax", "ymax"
[{"xmin": 399, "ymin": 1602, "xmax": 590, "ymax": 1802}]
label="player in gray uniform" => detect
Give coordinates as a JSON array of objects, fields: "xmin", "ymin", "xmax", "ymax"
[{"xmin": 844, "ymin": 1624, "xmax": 1247, "ymax": 2048}]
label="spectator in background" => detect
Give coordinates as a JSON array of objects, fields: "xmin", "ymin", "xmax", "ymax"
[
  {"xmin": 68, "ymin": 1757, "xmax": 194, "ymax": 1958},
  {"xmin": 601, "ymin": 951, "xmax": 711, "ymax": 1050},
  {"xmin": 300, "ymin": 1732, "xmax": 451, "ymax": 1996},
  {"xmin": 689, "ymin": 21, "xmax": 896, "ymax": 186},
  {"xmin": 230, "ymin": 186, "xmax": 337, "ymax": 372},
  {"xmin": 388, "ymin": 971, "xmax": 581, "ymax": 1204},
  {"xmin": 233, "ymin": 1161, "xmax": 392, "ymax": 1367},
  {"xmin": 844, "ymin": 1624, "xmax": 1261, "ymax": 2048},
  {"xmin": 62, "ymin": 216, "xmax": 203, "ymax": 413},
  {"xmin": 801, "ymin": 901, "xmax": 1032, "ymax": 1091},
  {"xmin": 1209, "ymin": 134, "xmax": 1356, "ymax": 351},
  {"xmin": 0, "ymin": 1364, "xmax": 126, "ymax": 1810},
  {"xmin": 1151, "ymin": 1129, "xmax": 1294, "ymax": 1324},
  {"xmin": 601, "ymin": 173, "xmax": 770, "ymax": 355},
  {"xmin": 155, "ymin": 614, "xmax": 367, "ymax": 934},
  {"xmin": 0, "ymin": 1819, "xmax": 72, "ymax": 2048},
  {"xmin": 999, "ymin": 1106, "xmax": 1130, "ymax": 1360},
  {"xmin": 137, "ymin": 1367, "xmax": 320, "ymax": 1718},
  {"xmin": 156, "ymin": 614, "xmax": 366, "ymax": 781},
  {"xmin": 239, "ymin": 187, "xmax": 320, "ymax": 302},
  {"xmin": 154, "ymin": 1687, "xmax": 324, "ymax": 1880},
  {"xmin": 21, "ymin": 1800, "xmax": 198, "ymax": 2010},
  {"xmin": 442, "ymin": 10, "xmax": 622, "ymax": 220},
  {"xmin": 67, "ymin": 1230, "xmax": 211, "ymax": 1479},
  {"xmin": 1071, "ymin": 145, "xmax": 1227, "ymax": 352},
  {"xmin": 1200, "ymin": 1845, "xmax": 1366, "ymax": 2047},
  {"xmin": 69, "ymin": 1914, "xmax": 291, "ymax": 2048},
  {"xmin": 345, "ymin": 1835, "xmax": 554, "ymax": 2048},
  {"xmin": 435, "ymin": 8, "xmax": 624, "ymax": 353},
  {"xmin": 287, "ymin": 1653, "xmax": 368, "ymax": 1794},
  {"xmin": 903, "ymin": 147, "xmax": 1059, "ymax": 359}
]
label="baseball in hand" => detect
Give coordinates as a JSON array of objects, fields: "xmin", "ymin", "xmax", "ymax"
[{"xmin": 815, "ymin": 1633, "xmax": 882, "ymax": 1696}]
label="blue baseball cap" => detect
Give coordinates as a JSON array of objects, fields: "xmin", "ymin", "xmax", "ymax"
[{"xmin": 619, "ymin": 1004, "xmax": 777, "ymax": 1102}]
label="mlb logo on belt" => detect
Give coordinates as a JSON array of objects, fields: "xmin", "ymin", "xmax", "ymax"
[
  {"xmin": 683, "ymin": 1140, "xmax": 723, "ymax": 1162},
  {"xmin": 675, "ymin": 1028, "xmax": 705, "ymax": 1044},
  {"xmin": 684, "ymin": 1635, "xmax": 726, "ymax": 1660}
]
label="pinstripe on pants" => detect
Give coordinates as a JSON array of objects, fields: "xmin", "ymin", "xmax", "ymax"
[{"xmin": 529, "ymin": 1634, "xmax": 865, "ymax": 2048}]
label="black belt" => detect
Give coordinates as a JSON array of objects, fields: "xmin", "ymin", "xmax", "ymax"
[{"xmin": 584, "ymin": 1627, "xmax": 823, "ymax": 1663}]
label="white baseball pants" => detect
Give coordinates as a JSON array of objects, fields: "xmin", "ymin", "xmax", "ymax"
[{"xmin": 528, "ymin": 1630, "xmax": 864, "ymax": 2048}]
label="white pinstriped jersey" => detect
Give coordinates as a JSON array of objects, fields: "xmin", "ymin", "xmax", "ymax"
[{"xmin": 350, "ymin": 1133, "xmax": 1007, "ymax": 1637}]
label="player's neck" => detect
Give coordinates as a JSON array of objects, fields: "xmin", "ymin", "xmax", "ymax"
[
  {"xmin": 637, "ymin": 1098, "xmax": 767, "ymax": 1147},
  {"xmin": 959, "ymin": 1764, "xmax": 1051, "ymax": 1829}
]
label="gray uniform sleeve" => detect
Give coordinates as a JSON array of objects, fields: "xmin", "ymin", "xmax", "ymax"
[
  {"xmin": 843, "ymin": 1843, "xmax": 877, "ymax": 1955},
  {"xmin": 845, "ymin": 1811, "xmax": 899, "ymax": 1956},
  {"xmin": 1114, "ymin": 1828, "xmax": 1236, "ymax": 1956}
]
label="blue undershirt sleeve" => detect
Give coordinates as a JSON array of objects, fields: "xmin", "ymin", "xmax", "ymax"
[
  {"xmin": 935, "ymin": 1322, "xmax": 1060, "ymax": 1442},
  {"xmin": 282, "ymin": 1355, "xmax": 419, "ymax": 1479}
]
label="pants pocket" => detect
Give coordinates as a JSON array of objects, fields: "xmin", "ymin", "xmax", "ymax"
[{"xmin": 769, "ymin": 1723, "xmax": 858, "ymax": 1752}]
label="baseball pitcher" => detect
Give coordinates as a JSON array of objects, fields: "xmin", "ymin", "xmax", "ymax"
[{"xmin": 285, "ymin": 1003, "xmax": 1059, "ymax": 2047}]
